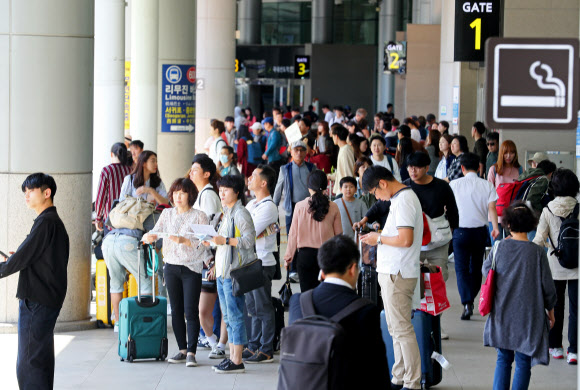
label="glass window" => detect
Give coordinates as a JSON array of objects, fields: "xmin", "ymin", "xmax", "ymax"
[
  {"xmin": 260, "ymin": 2, "xmax": 311, "ymax": 45},
  {"xmin": 333, "ymin": 0, "xmax": 378, "ymax": 45}
]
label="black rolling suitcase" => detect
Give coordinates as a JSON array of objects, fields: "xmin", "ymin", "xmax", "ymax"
[{"xmin": 355, "ymin": 228, "xmax": 380, "ymax": 307}]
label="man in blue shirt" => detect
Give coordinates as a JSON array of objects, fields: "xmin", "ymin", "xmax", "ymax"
[{"xmin": 262, "ymin": 117, "xmax": 284, "ymax": 174}]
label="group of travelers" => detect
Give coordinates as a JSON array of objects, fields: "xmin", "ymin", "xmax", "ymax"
[{"xmin": 89, "ymin": 102, "xmax": 578, "ymax": 390}]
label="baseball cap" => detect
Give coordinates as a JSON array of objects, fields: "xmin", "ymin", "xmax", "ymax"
[
  {"xmin": 262, "ymin": 117, "xmax": 274, "ymax": 125},
  {"xmin": 250, "ymin": 122, "xmax": 262, "ymax": 131},
  {"xmin": 528, "ymin": 152, "xmax": 549, "ymax": 164},
  {"xmin": 292, "ymin": 140, "xmax": 307, "ymax": 150}
]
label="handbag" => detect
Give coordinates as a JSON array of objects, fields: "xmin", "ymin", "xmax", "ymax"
[
  {"xmin": 109, "ymin": 195, "xmax": 156, "ymax": 230},
  {"xmin": 421, "ymin": 213, "xmax": 452, "ymax": 251},
  {"xmin": 418, "ymin": 265, "xmax": 450, "ymax": 316},
  {"xmin": 278, "ymin": 272, "xmax": 293, "ymax": 311},
  {"xmin": 202, "ymin": 267, "xmax": 216, "ymax": 289},
  {"xmin": 479, "ymin": 241, "xmax": 500, "ymax": 316},
  {"xmin": 227, "ymin": 218, "xmax": 265, "ymax": 297}
]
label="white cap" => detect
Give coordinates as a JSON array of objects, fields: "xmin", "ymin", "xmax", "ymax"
[{"xmin": 250, "ymin": 122, "xmax": 262, "ymax": 131}]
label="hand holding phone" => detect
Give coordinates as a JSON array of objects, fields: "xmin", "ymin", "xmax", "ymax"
[{"xmin": 0, "ymin": 250, "xmax": 9, "ymax": 262}]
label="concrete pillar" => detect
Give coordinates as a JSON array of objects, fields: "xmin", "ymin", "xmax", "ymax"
[
  {"xmin": 157, "ymin": 0, "xmax": 196, "ymax": 182},
  {"xmin": 0, "ymin": 0, "xmax": 94, "ymax": 327},
  {"xmin": 312, "ymin": 0, "xmax": 333, "ymax": 44},
  {"xmin": 194, "ymin": 0, "xmax": 236, "ymax": 153},
  {"xmin": 238, "ymin": 0, "xmax": 261, "ymax": 45},
  {"xmin": 377, "ymin": 0, "xmax": 397, "ymax": 112},
  {"xmin": 93, "ymin": 0, "xmax": 125, "ymax": 199},
  {"xmin": 130, "ymin": 0, "xmax": 159, "ymax": 152}
]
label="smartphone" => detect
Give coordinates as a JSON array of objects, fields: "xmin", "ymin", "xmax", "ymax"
[{"xmin": 0, "ymin": 250, "xmax": 8, "ymax": 258}]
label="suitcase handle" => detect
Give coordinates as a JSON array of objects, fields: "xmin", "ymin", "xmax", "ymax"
[{"xmin": 137, "ymin": 241, "xmax": 158, "ymax": 304}]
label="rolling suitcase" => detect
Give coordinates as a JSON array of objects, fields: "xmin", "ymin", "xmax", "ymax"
[
  {"xmin": 272, "ymin": 297, "xmax": 285, "ymax": 352},
  {"xmin": 354, "ymin": 229, "xmax": 379, "ymax": 306},
  {"xmin": 95, "ymin": 259, "xmax": 113, "ymax": 328},
  {"xmin": 118, "ymin": 242, "xmax": 168, "ymax": 362},
  {"xmin": 380, "ymin": 310, "xmax": 442, "ymax": 389}
]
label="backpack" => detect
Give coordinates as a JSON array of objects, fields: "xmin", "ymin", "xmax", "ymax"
[
  {"xmin": 495, "ymin": 175, "xmax": 542, "ymax": 216},
  {"xmin": 244, "ymin": 136, "xmax": 266, "ymax": 165},
  {"xmin": 278, "ymin": 290, "xmax": 371, "ymax": 390},
  {"xmin": 547, "ymin": 203, "xmax": 579, "ymax": 269}
]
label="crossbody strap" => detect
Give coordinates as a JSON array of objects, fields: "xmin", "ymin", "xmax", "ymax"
[{"xmin": 341, "ymin": 197, "xmax": 354, "ymax": 228}]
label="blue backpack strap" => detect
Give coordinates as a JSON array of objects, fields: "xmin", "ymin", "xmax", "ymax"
[{"xmin": 306, "ymin": 162, "xmax": 314, "ymax": 172}]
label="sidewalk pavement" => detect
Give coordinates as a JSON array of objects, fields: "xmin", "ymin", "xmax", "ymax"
[{"xmin": 0, "ymin": 244, "xmax": 576, "ymax": 389}]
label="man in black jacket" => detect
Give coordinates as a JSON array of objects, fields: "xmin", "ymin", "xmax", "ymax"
[
  {"xmin": 0, "ymin": 173, "xmax": 70, "ymax": 390},
  {"xmin": 289, "ymin": 235, "xmax": 390, "ymax": 388}
]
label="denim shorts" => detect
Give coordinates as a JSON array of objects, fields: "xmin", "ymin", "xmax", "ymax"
[{"xmin": 102, "ymin": 233, "xmax": 152, "ymax": 294}]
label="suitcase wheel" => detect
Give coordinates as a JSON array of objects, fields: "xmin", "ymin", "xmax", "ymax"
[
  {"xmin": 120, "ymin": 357, "xmax": 124, "ymax": 362},
  {"xmin": 128, "ymin": 355, "xmax": 134, "ymax": 363}
]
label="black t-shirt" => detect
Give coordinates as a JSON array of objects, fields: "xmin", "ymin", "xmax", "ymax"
[
  {"xmin": 473, "ymin": 138, "xmax": 488, "ymax": 166},
  {"xmin": 403, "ymin": 177, "xmax": 459, "ymax": 230}
]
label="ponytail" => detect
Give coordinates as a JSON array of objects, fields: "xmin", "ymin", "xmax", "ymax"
[
  {"xmin": 308, "ymin": 191, "xmax": 330, "ymax": 222},
  {"xmin": 111, "ymin": 142, "xmax": 130, "ymax": 166}
]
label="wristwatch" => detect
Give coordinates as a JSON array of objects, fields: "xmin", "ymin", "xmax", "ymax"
[
  {"xmin": 226, "ymin": 237, "xmax": 230, "ymax": 245},
  {"xmin": 376, "ymin": 235, "xmax": 382, "ymax": 246}
]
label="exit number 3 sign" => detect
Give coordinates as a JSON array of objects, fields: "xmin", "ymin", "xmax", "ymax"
[{"xmin": 454, "ymin": 1, "xmax": 500, "ymax": 62}]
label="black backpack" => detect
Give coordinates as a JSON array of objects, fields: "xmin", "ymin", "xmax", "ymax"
[
  {"xmin": 548, "ymin": 203, "xmax": 579, "ymax": 269},
  {"xmin": 277, "ymin": 290, "xmax": 371, "ymax": 390}
]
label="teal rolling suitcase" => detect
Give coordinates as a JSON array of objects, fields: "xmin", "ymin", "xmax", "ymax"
[{"xmin": 118, "ymin": 242, "xmax": 168, "ymax": 362}]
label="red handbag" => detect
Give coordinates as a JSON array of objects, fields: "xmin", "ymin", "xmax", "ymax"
[{"xmin": 479, "ymin": 241, "xmax": 500, "ymax": 316}]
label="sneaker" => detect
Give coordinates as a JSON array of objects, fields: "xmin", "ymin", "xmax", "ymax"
[
  {"xmin": 289, "ymin": 272, "xmax": 300, "ymax": 283},
  {"xmin": 209, "ymin": 345, "xmax": 226, "ymax": 359},
  {"xmin": 186, "ymin": 354, "xmax": 198, "ymax": 367},
  {"xmin": 215, "ymin": 359, "xmax": 245, "ymax": 374},
  {"xmin": 113, "ymin": 323, "xmax": 119, "ymax": 333},
  {"xmin": 550, "ymin": 347, "xmax": 565, "ymax": 359},
  {"xmin": 244, "ymin": 351, "xmax": 274, "ymax": 364},
  {"xmin": 241, "ymin": 348, "xmax": 255, "ymax": 360},
  {"xmin": 197, "ymin": 336, "xmax": 212, "ymax": 350},
  {"xmin": 441, "ymin": 328, "xmax": 449, "ymax": 340},
  {"xmin": 567, "ymin": 352, "xmax": 578, "ymax": 365},
  {"xmin": 448, "ymin": 253, "xmax": 454, "ymax": 263},
  {"xmin": 168, "ymin": 351, "xmax": 187, "ymax": 364},
  {"xmin": 212, "ymin": 358, "xmax": 230, "ymax": 371}
]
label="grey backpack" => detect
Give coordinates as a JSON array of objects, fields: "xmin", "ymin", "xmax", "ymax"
[{"xmin": 277, "ymin": 290, "xmax": 371, "ymax": 390}]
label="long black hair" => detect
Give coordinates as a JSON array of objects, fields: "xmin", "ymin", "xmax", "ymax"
[
  {"xmin": 111, "ymin": 142, "xmax": 131, "ymax": 166},
  {"xmin": 132, "ymin": 150, "xmax": 162, "ymax": 189},
  {"xmin": 307, "ymin": 170, "xmax": 330, "ymax": 222}
]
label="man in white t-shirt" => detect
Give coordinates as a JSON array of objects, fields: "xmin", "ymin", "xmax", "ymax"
[
  {"xmin": 360, "ymin": 165, "xmax": 422, "ymax": 390},
  {"xmin": 244, "ymin": 165, "xmax": 279, "ymax": 363},
  {"xmin": 449, "ymin": 153, "xmax": 499, "ymax": 321}
]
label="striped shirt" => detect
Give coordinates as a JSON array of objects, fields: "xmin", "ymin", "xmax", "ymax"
[{"xmin": 95, "ymin": 163, "xmax": 133, "ymax": 223}]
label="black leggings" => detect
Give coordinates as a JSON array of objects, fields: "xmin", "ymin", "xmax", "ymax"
[
  {"xmin": 296, "ymin": 247, "xmax": 320, "ymax": 293},
  {"xmin": 164, "ymin": 263, "xmax": 202, "ymax": 353}
]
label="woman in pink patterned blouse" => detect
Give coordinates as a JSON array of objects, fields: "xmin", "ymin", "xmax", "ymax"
[{"xmin": 144, "ymin": 178, "xmax": 213, "ymax": 368}]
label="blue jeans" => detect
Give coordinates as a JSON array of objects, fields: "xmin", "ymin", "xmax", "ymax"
[
  {"xmin": 217, "ymin": 277, "xmax": 247, "ymax": 346},
  {"xmin": 453, "ymin": 226, "xmax": 487, "ymax": 305},
  {"xmin": 493, "ymin": 348, "xmax": 531, "ymax": 390},
  {"xmin": 17, "ymin": 299, "xmax": 61, "ymax": 390}
]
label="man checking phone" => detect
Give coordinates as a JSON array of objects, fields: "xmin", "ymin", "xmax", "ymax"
[{"xmin": 0, "ymin": 173, "xmax": 70, "ymax": 390}]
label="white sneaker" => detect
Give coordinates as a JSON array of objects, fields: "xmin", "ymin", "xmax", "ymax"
[
  {"xmin": 441, "ymin": 328, "xmax": 449, "ymax": 340},
  {"xmin": 448, "ymin": 253, "xmax": 454, "ymax": 263},
  {"xmin": 550, "ymin": 347, "xmax": 564, "ymax": 359},
  {"xmin": 114, "ymin": 323, "xmax": 119, "ymax": 333},
  {"xmin": 209, "ymin": 345, "xmax": 226, "ymax": 359},
  {"xmin": 567, "ymin": 352, "xmax": 577, "ymax": 365}
]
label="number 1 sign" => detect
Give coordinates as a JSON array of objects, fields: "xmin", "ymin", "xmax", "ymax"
[{"xmin": 454, "ymin": 1, "xmax": 501, "ymax": 62}]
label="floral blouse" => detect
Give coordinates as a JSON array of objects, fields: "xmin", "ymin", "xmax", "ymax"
[{"xmin": 151, "ymin": 207, "xmax": 212, "ymax": 274}]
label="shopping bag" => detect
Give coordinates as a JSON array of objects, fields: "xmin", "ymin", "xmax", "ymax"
[
  {"xmin": 479, "ymin": 241, "xmax": 500, "ymax": 316},
  {"xmin": 419, "ymin": 266, "xmax": 450, "ymax": 316}
]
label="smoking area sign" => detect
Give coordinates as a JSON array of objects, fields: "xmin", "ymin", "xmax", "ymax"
[
  {"xmin": 485, "ymin": 38, "xmax": 579, "ymax": 130},
  {"xmin": 161, "ymin": 64, "xmax": 196, "ymax": 133}
]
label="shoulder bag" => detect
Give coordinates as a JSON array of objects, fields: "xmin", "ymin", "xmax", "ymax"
[
  {"xmin": 479, "ymin": 241, "xmax": 500, "ymax": 316},
  {"xmin": 109, "ymin": 196, "xmax": 156, "ymax": 230},
  {"xmin": 228, "ymin": 215, "xmax": 265, "ymax": 297}
]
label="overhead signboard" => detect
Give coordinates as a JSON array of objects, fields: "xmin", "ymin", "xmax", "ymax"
[
  {"xmin": 383, "ymin": 41, "xmax": 407, "ymax": 74},
  {"xmin": 454, "ymin": 0, "xmax": 500, "ymax": 62},
  {"xmin": 294, "ymin": 55, "xmax": 310, "ymax": 79},
  {"xmin": 485, "ymin": 38, "xmax": 579, "ymax": 130},
  {"xmin": 161, "ymin": 64, "xmax": 196, "ymax": 133}
]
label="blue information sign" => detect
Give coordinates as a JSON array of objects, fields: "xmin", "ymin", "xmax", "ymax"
[{"xmin": 161, "ymin": 64, "xmax": 195, "ymax": 133}]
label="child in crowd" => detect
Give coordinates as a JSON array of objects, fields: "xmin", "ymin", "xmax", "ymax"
[{"xmin": 334, "ymin": 177, "xmax": 368, "ymax": 241}]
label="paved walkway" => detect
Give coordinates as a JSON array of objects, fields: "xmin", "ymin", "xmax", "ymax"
[{"xmin": 0, "ymin": 263, "xmax": 576, "ymax": 389}]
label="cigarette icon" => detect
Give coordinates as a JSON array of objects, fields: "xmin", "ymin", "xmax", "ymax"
[{"xmin": 500, "ymin": 61, "xmax": 566, "ymax": 108}]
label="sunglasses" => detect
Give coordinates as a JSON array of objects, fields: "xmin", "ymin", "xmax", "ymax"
[{"xmin": 487, "ymin": 142, "xmax": 496, "ymax": 146}]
